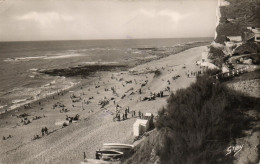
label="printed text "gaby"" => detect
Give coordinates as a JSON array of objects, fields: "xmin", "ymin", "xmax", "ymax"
[{"xmin": 226, "ymin": 144, "xmax": 244, "ymax": 156}]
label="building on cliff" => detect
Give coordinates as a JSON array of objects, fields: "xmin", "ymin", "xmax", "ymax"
[
  {"xmin": 226, "ymin": 36, "xmax": 242, "ymax": 42},
  {"xmin": 245, "ymin": 27, "xmax": 260, "ymax": 42}
]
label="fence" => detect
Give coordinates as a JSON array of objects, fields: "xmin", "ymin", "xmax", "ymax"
[{"xmin": 213, "ymin": 66, "xmax": 249, "ymax": 80}]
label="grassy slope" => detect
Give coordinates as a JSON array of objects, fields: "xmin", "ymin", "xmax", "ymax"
[{"xmin": 124, "ymin": 71, "xmax": 260, "ymax": 164}]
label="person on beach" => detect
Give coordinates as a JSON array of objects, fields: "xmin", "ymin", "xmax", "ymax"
[
  {"xmin": 116, "ymin": 104, "xmax": 121, "ymax": 109},
  {"xmin": 160, "ymin": 91, "xmax": 164, "ymax": 97},
  {"xmin": 45, "ymin": 127, "xmax": 48, "ymax": 135},
  {"xmin": 41, "ymin": 128, "xmax": 45, "ymax": 136}
]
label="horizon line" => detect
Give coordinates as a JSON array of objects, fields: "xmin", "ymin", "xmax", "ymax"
[{"xmin": 0, "ymin": 36, "xmax": 214, "ymax": 43}]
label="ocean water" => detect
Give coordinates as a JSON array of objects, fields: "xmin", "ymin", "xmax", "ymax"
[{"xmin": 0, "ymin": 38, "xmax": 212, "ymax": 112}]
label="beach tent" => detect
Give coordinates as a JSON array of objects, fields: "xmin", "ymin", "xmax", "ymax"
[
  {"xmin": 201, "ymin": 62, "xmax": 218, "ymax": 69},
  {"xmin": 133, "ymin": 119, "xmax": 149, "ymax": 137},
  {"xmin": 222, "ymin": 65, "xmax": 229, "ymax": 73},
  {"xmin": 144, "ymin": 113, "xmax": 154, "ymax": 129}
]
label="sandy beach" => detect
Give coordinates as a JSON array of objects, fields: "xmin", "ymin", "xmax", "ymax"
[{"xmin": 0, "ymin": 46, "xmax": 206, "ymax": 164}]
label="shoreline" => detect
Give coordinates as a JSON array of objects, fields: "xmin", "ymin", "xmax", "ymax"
[
  {"xmin": 0, "ymin": 42, "xmax": 209, "ymax": 115},
  {"xmin": 0, "ymin": 45, "xmax": 207, "ymax": 163}
]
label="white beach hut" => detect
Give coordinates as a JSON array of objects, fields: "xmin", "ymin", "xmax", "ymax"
[{"xmin": 133, "ymin": 119, "xmax": 149, "ymax": 137}]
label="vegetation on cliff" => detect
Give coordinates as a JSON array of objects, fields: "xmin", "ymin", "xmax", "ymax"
[
  {"xmin": 125, "ymin": 71, "xmax": 259, "ymax": 164},
  {"xmin": 155, "ymin": 72, "xmax": 259, "ymax": 164},
  {"xmin": 124, "ymin": 1, "xmax": 260, "ymax": 163},
  {"xmin": 208, "ymin": 46, "xmax": 226, "ymax": 67}
]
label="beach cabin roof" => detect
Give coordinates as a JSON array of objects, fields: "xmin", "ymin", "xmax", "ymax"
[
  {"xmin": 133, "ymin": 119, "xmax": 148, "ymax": 126},
  {"xmin": 247, "ymin": 27, "xmax": 260, "ymax": 33},
  {"xmin": 226, "ymin": 36, "xmax": 242, "ymax": 42}
]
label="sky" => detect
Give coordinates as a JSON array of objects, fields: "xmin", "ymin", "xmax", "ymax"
[{"xmin": 0, "ymin": 0, "xmax": 218, "ymax": 41}]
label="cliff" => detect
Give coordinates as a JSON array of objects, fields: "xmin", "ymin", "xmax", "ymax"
[
  {"xmin": 215, "ymin": 0, "xmax": 260, "ymax": 44},
  {"xmin": 209, "ymin": 0, "xmax": 260, "ymax": 69}
]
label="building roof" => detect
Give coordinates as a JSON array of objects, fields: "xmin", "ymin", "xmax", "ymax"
[
  {"xmin": 227, "ymin": 36, "xmax": 242, "ymax": 42},
  {"xmin": 242, "ymin": 31, "xmax": 255, "ymax": 41},
  {"xmin": 247, "ymin": 27, "xmax": 260, "ymax": 34},
  {"xmin": 252, "ymin": 29, "xmax": 260, "ymax": 34}
]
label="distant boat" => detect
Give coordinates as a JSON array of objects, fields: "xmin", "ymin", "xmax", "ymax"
[{"xmin": 102, "ymin": 143, "xmax": 134, "ymax": 150}]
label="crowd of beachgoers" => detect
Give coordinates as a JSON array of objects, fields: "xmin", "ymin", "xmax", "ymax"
[{"xmin": 0, "ymin": 46, "xmax": 207, "ymax": 163}]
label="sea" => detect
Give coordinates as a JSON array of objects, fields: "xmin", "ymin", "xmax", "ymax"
[{"xmin": 0, "ymin": 38, "xmax": 212, "ymax": 113}]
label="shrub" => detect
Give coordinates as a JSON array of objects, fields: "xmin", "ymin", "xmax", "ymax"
[
  {"xmin": 155, "ymin": 73, "xmax": 256, "ymax": 164},
  {"xmin": 208, "ymin": 46, "xmax": 226, "ymax": 67},
  {"xmin": 124, "ymin": 72, "xmax": 259, "ymax": 164}
]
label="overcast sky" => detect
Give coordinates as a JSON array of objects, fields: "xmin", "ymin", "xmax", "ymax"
[{"xmin": 0, "ymin": 0, "xmax": 217, "ymax": 41}]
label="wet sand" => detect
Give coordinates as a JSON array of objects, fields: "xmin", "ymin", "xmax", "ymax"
[{"xmin": 0, "ymin": 46, "xmax": 206, "ymax": 164}]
